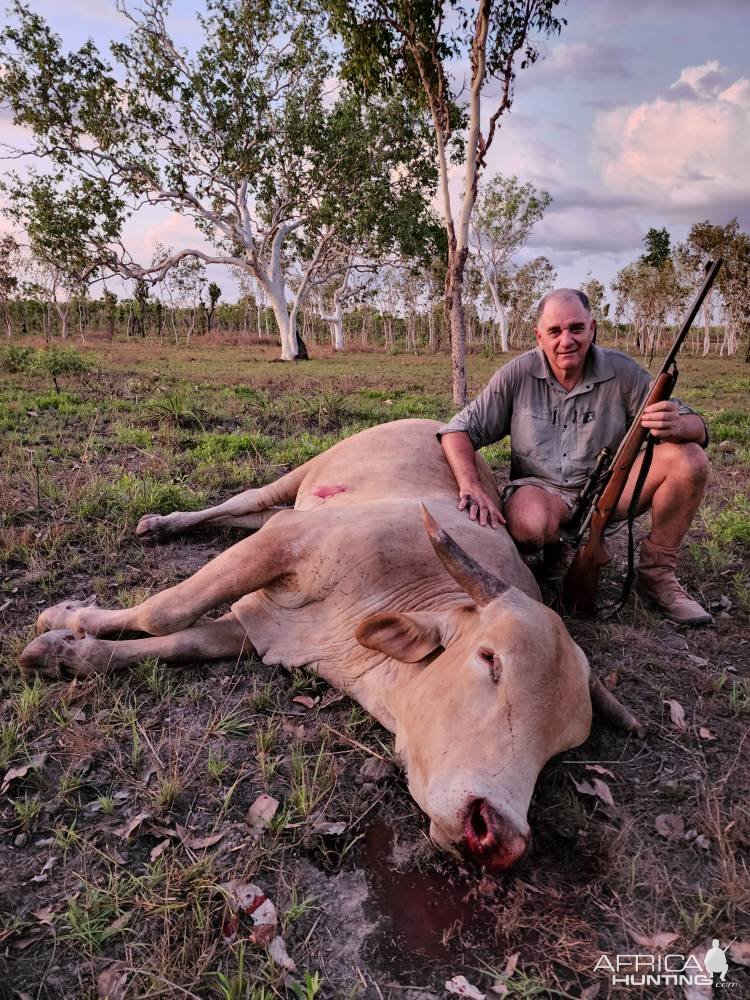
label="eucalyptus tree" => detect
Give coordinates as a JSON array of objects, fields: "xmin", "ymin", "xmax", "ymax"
[
  {"xmin": 470, "ymin": 173, "xmax": 550, "ymax": 351},
  {"xmin": 0, "ymin": 0, "xmax": 436, "ymax": 360},
  {"xmin": 328, "ymin": 0, "xmax": 565, "ymax": 403},
  {"xmin": 676, "ymin": 220, "xmax": 750, "ymax": 357},
  {"xmin": 0, "ymin": 234, "xmax": 20, "ymax": 337}
]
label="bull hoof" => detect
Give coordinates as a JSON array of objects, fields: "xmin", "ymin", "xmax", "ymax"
[
  {"xmin": 136, "ymin": 513, "xmax": 176, "ymax": 543},
  {"xmin": 20, "ymin": 630, "xmax": 102, "ymax": 680},
  {"xmin": 36, "ymin": 600, "xmax": 92, "ymax": 637}
]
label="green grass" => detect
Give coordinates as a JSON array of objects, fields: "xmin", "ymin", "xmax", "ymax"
[
  {"xmin": 191, "ymin": 430, "xmax": 274, "ymax": 463},
  {"xmin": 75, "ymin": 474, "xmax": 205, "ymax": 523}
]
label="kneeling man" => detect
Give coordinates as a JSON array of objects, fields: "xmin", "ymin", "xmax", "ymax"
[{"xmin": 439, "ymin": 288, "xmax": 711, "ymax": 626}]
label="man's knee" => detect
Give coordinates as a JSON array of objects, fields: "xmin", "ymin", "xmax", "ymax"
[
  {"xmin": 658, "ymin": 441, "xmax": 709, "ymax": 487},
  {"xmin": 506, "ymin": 496, "xmax": 560, "ymax": 550}
]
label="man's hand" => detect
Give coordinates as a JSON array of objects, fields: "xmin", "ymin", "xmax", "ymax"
[
  {"xmin": 641, "ymin": 401, "xmax": 706, "ymax": 444},
  {"xmin": 457, "ymin": 486, "xmax": 506, "ymax": 529}
]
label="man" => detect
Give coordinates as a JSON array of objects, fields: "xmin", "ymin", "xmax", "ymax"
[{"xmin": 438, "ymin": 288, "xmax": 712, "ymax": 626}]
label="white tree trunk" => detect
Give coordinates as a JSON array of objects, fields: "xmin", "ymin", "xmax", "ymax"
[
  {"xmin": 266, "ymin": 280, "xmax": 298, "ymax": 360},
  {"xmin": 485, "ymin": 273, "xmax": 509, "ymax": 352}
]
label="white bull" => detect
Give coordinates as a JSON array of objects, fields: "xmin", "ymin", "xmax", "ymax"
[{"xmin": 22, "ymin": 419, "xmax": 642, "ymax": 869}]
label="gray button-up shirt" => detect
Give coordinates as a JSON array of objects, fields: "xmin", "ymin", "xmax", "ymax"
[{"xmin": 437, "ymin": 345, "xmax": 704, "ymax": 495}]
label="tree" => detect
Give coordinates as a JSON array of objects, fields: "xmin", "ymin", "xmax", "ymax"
[
  {"xmin": 580, "ymin": 273, "xmax": 608, "ymax": 324},
  {"xmin": 470, "ymin": 173, "xmax": 551, "ymax": 351},
  {"xmin": 329, "ymin": 0, "xmax": 565, "ymax": 403},
  {"xmin": 641, "ymin": 226, "xmax": 671, "ymax": 270},
  {"xmin": 0, "ymin": 234, "xmax": 20, "ymax": 337},
  {"xmin": 505, "ymin": 255, "xmax": 555, "ymax": 347},
  {"xmin": 676, "ymin": 219, "xmax": 750, "ymax": 357},
  {"xmin": 611, "ymin": 259, "xmax": 684, "ymax": 359},
  {"xmin": 204, "ymin": 282, "xmax": 221, "ymax": 335},
  {"xmin": 0, "ymin": 0, "xmax": 437, "ymax": 361}
]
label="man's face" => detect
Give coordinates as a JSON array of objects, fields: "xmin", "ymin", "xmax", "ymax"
[{"xmin": 535, "ymin": 295, "xmax": 595, "ymax": 384}]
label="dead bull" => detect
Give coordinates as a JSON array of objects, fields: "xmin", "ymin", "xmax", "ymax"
[{"xmin": 22, "ymin": 419, "xmax": 643, "ymax": 869}]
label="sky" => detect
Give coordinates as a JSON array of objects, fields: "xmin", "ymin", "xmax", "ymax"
[{"xmin": 1, "ymin": 0, "xmax": 749, "ymax": 301}]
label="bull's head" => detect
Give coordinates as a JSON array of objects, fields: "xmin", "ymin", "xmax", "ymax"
[{"xmin": 355, "ymin": 506, "xmax": 643, "ymax": 871}]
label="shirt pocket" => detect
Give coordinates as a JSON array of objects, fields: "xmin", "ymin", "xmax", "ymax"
[{"xmin": 511, "ymin": 408, "xmax": 556, "ymax": 459}]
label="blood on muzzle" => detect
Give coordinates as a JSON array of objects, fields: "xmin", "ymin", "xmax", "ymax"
[{"xmin": 463, "ymin": 799, "xmax": 530, "ymax": 871}]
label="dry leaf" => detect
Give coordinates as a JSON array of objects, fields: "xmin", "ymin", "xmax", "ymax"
[
  {"xmin": 268, "ymin": 935, "xmax": 296, "ymax": 971},
  {"xmin": 655, "ymin": 814, "xmax": 685, "ymax": 840},
  {"xmin": 310, "ymin": 814, "xmax": 346, "ymax": 836},
  {"xmin": 96, "ymin": 961, "xmax": 128, "ymax": 1000},
  {"xmin": 580, "ymin": 986, "xmax": 600, "ymax": 1000},
  {"xmin": 728, "ymin": 941, "xmax": 750, "ymax": 966},
  {"xmin": 698, "ymin": 727, "xmax": 717, "ymax": 741},
  {"xmin": 150, "ymin": 838, "xmax": 171, "ymax": 862},
  {"xmin": 629, "ymin": 930, "xmax": 679, "ymax": 949},
  {"xmin": 503, "ymin": 952, "xmax": 519, "ymax": 979},
  {"xmin": 573, "ymin": 777, "xmax": 615, "ymax": 807},
  {"xmin": 292, "ymin": 695, "xmax": 319, "ymax": 710},
  {"xmin": 603, "ymin": 671, "xmax": 618, "ymax": 690},
  {"xmin": 116, "ymin": 809, "xmax": 153, "ymax": 840},
  {"xmin": 489, "ymin": 983, "xmax": 508, "ymax": 997},
  {"xmin": 446, "ymin": 975, "xmax": 485, "ymax": 999},
  {"xmin": 694, "ymin": 834, "xmax": 711, "ymax": 850},
  {"xmin": 30, "ymin": 855, "xmax": 59, "ymax": 884},
  {"xmin": 585, "ymin": 764, "xmax": 615, "ymax": 779},
  {"xmin": 185, "ymin": 831, "xmax": 225, "ymax": 850},
  {"xmin": 31, "ymin": 906, "xmax": 56, "ymax": 928},
  {"xmin": 664, "ymin": 699, "xmax": 688, "ymax": 731},
  {"xmin": 246, "ymin": 794, "xmax": 279, "ymax": 835},
  {"xmin": 2, "ymin": 753, "xmax": 49, "ymax": 794},
  {"xmin": 687, "ymin": 654, "xmax": 709, "ymax": 666},
  {"xmin": 250, "ymin": 922, "xmax": 276, "ymax": 947}
]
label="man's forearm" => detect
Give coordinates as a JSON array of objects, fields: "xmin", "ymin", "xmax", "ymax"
[
  {"xmin": 440, "ymin": 431, "xmax": 482, "ymax": 489},
  {"xmin": 673, "ymin": 414, "xmax": 708, "ymax": 446}
]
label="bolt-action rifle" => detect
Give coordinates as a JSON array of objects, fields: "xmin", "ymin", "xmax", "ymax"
[{"xmin": 561, "ymin": 258, "xmax": 723, "ymax": 616}]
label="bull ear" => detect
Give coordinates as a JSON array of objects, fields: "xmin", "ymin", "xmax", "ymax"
[{"xmin": 355, "ymin": 611, "xmax": 446, "ymax": 663}]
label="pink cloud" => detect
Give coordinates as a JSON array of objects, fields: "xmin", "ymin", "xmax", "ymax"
[{"xmin": 591, "ymin": 63, "xmax": 750, "ymax": 213}]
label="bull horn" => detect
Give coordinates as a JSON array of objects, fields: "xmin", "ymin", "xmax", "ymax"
[
  {"xmin": 420, "ymin": 503, "xmax": 509, "ymax": 607},
  {"xmin": 589, "ymin": 674, "xmax": 647, "ymax": 739}
]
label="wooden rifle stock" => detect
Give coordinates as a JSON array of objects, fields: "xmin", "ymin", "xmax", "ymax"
[
  {"xmin": 561, "ymin": 257, "xmax": 722, "ymax": 616},
  {"xmin": 561, "ymin": 371, "xmax": 674, "ymax": 615}
]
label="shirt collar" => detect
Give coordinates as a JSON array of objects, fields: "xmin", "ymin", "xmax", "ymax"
[{"xmin": 531, "ymin": 343, "xmax": 615, "ymax": 387}]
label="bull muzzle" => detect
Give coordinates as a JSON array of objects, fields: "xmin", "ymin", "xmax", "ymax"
[{"xmin": 463, "ymin": 799, "xmax": 530, "ymax": 871}]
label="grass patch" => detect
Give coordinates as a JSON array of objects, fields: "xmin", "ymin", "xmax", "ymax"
[
  {"xmin": 710, "ymin": 408, "xmax": 750, "ymax": 444},
  {"xmin": 75, "ymin": 474, "xmax": 205, "ymax": 523},
  {"xmin": 191, "ymin": 430, "xmax": 274, "ymax": 463}
]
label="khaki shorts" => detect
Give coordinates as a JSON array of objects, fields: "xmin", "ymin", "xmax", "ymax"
[{"xmin": 501, "ymin": 480, "xmax": 631, "ymax": 536}]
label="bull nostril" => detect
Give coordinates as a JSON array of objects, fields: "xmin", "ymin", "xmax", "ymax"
[
  {"xmin": 466, "ymin": 799, "xmax": 494, "ymax": 850},
  {"xmin": 463, "ymin": 800, "xmax": 529, "ymax": 870}
]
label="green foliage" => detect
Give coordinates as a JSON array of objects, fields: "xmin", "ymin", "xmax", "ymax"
[
  {"xmin": 192, "ymin": 431, "xmax": 274, "ymax": 463},
  {"xmin": 0, "ymin": 344, "xmax": 34, "ymax": 373},
  {"xmin": 480, "ymin": 438, "xmax": 512, "ymax": 470},
  {"xmin": 711, "ymin": 409, "xmax": 750, "ymax": 444},
  {"xmin": 271, "ymin": 433, "xmax": 338, "ymax": 467},
  {"xmin": 28, "ymin": 345, "xmax": 92, "ymax": 392},
  {"xmin": 75, "ymin": 473, "xmax": 204, "ymax": 523},
  {"xmin": 32, "ymin": 390, "xmax": 82, "ymax": 412},
  {"xmin": 708, "ymin": 494, "xmax": 750, "ymax": 549},
  {"xmin": 641, "ymin": 226, "xmax": 671, "ymax": 269},
  {"xmin": 115, "ymin": 424, "xmax": 154, "ymax": 448}
]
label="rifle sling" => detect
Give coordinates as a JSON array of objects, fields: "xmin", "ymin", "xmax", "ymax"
[{"xmin": 602, "ymin": 434, "xmax": 656, "ymax": 619}]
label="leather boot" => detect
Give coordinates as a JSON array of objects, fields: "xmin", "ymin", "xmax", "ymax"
[{"xmin": 636, "ymin": 538, "xmax": 713, "ymax": 626}]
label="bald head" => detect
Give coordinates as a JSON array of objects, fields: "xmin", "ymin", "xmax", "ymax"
[{"xmin": 536, "ymin": 288, "xmax": 591, "ymax": 326}]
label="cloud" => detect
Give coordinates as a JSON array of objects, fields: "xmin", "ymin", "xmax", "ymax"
[
  {"xmin": 591, "ymin": 63, "xmax": 750, "ymax": 218},
  {"xmin": 529, "ymin": 205, "xmax": 643, "ymax": 254},
  {"xmin": 527, "ymin": 41, "xmax": 633, "ymax": 87}
]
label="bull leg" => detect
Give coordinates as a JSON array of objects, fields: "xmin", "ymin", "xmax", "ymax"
[
  {"xmin": 36, "ymin": 511, "xmax": 298, "ymax": 638},
  {"xmin": 136, "ymin": 460, "xmax": 311, "ymax": 541},
  {"xmin": 21, "ymin": 614, "xmax": 249, "ymax": 680}
]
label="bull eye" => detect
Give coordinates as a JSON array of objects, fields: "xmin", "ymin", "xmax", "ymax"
[{"xmin": 478, "ymin": 647, "xmax": 501, "ymax": 684}]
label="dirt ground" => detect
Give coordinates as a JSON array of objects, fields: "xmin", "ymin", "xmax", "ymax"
[{"xmin": 1, "ymin": 336, "xmax": 749, "ymax": 1000}]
